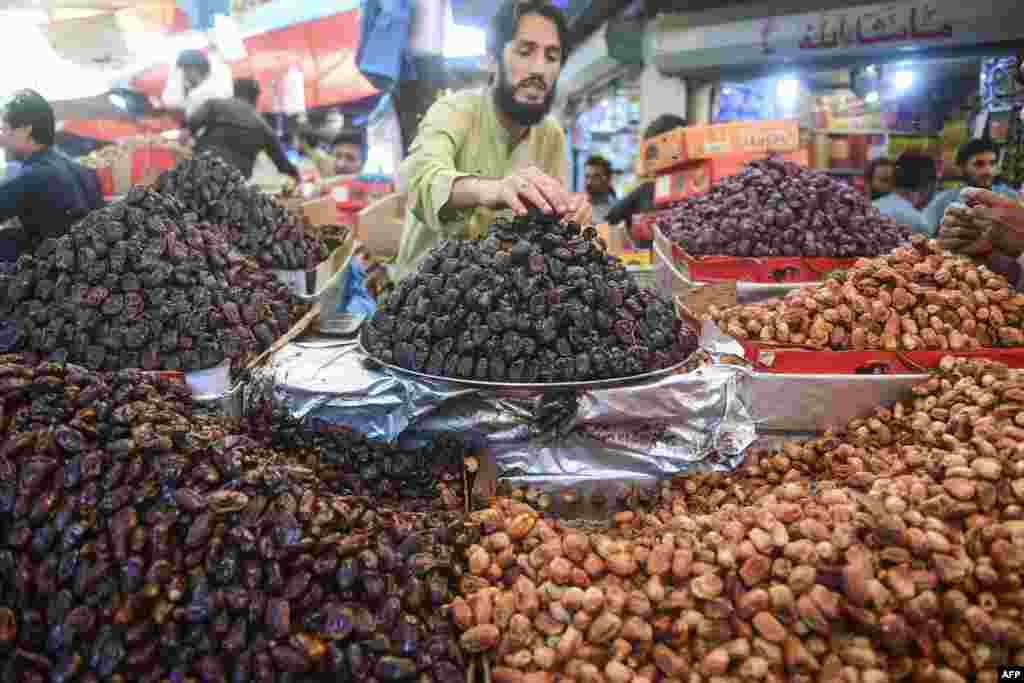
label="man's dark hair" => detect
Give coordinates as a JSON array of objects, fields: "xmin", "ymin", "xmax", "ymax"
[
  {"xmin": 643, "ymin": 114, "xmax": 687, "ymax": 140},
  {"xmin": 334, "ymin": 129, "xmax": 367, "ymax": 159},
  {"xmin": 234, "ymin": 78, "xmax": 261, "ymax": 106},
  {"xmin": 176, "ymin": 49, "xmax": 211, "ymax": 77},
  {"xmin": 956, "ymin": 138, "xmax": 1000, "ymax": 167},
  {"xmin": 487, "ymin": 0, "xmax": 570, "ymax": 64},
  {"xmin": 585, "ymin": 155, "xmax": 612, "ymax": 176},
  {"xmin": 865, "ymin": 157, "xmax": 894, "ymax": 180},
  {"xmin": 893, "ymin": 153, "xmax": 938, "ymax": 191},
  {"xmin": 2, "ymin": 89, "xmax": 55, "ymax": 147}
]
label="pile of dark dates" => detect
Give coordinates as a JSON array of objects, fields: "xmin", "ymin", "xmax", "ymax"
[
  {"xmin": 154, "ymin": 153, "xmax": 331, "ymax": 270},
  {"xmin": 657, "ymin": 157, "xmax": 911, "ymax": 258},
  {"xmin": 0, "ymin": 357, "xmax": 475, "ymax": 683},
  {"xmin": 0, "ymin": 187, "xmax": 307, "ymax": 372},
  {"xmin": 364, "ymin": 212, "xmax": 698, "ymax": 383}
]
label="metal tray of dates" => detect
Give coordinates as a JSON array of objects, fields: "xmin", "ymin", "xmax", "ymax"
[{"xmin": 357, "ymin": 329, "xmax": 691, "ymax": 390}]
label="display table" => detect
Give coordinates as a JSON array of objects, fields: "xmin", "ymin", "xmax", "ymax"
[{"xmin": 267, "ymin": 337, "xmax": 756, "ymax": 492}]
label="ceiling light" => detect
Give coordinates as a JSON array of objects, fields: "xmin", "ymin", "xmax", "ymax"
[
  {"xmin": 891, "ymin": 70, "xmax": 915, "ymax": 91},
  {"xmin": 776, "ymin": 77, "xmax": 800, "ymax": 103}
]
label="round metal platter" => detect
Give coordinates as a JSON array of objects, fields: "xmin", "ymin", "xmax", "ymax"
[{"xmin": 357, "ymin": 331, "xmax": 691, "ymax": 391}]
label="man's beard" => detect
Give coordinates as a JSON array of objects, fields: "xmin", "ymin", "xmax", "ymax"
[
  {"xmin": 493, "ymin": 61, "xmax": 557, "ymax": 127},
  {"xmin": 966, "ymin": 172, "xmax": 993, "ymax": 189}
]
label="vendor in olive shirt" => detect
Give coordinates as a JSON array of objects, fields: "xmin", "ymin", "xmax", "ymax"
[
  {"xmin": 187, "ymin": 78, "xmax": 300, "ymax": 181},
  {"xmin": 0, "ymin": 89, "xmax": 102, "ymax": 261},
  {"xmin": 396, "ymin": 0, "xmax": 590, "ymax": 277}
]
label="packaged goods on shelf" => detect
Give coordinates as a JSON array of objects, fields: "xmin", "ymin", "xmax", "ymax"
[{"xmin": 641, "ymin": 119, "xmax": 801, "ymax": 175}]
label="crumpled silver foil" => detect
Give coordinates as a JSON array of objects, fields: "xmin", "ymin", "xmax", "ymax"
[{"xmin": 267, "ymin": 330, "xmax": 756, "ymax": 483}]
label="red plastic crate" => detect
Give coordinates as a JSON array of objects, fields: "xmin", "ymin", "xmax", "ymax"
[
  {"xmin": 631, "ymin": 213, "xmax": 656, "ymax": 242},
  {"xmin": 672, "ymin": 246, "xmax": 858, "ymax": 284},
  {"xmin": 740, "ymin": 341, "xmax": 1024, "ymax": 375},
  {"xmin": 95, "ymin": 166, "xmax": 115, "ymax": 197},
  {"xmin": 130, "ymin": 146, "xmax": 180, "ymax": 185}
]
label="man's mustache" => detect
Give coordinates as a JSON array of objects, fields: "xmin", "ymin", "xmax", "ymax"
[{"xmin": 516, "ymin": 79, "xmax": 548, "ymax": 92}]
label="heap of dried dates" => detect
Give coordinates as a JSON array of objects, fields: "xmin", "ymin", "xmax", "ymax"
[
  {"xmin": 657, "ymin": 157, "xmax": 910, "ymax": 258},
  {"xmin": 707, "ymin": 234, "xmax": 1024, "ymax": 350},
  {"xmin": 243, "ymin": 396, "xmax": 473, "ymax": 512},
  {"xmin": 364, "ymin": 213, "xmax": 697, "ymax": 382},
  {"xmin": 449, "ymin": 354, "xmax": 1024, "ymax": 683},
  {"xmin": 0, "ymin": 187, "xmax": 308, "ymax": 372},
  {"xmin": 154, "ymin": 153, "xmax": 331, "ymax": 270},
  {"xmin": 0, "ymin": 357, "xmax": 475, "ymax": 682}
]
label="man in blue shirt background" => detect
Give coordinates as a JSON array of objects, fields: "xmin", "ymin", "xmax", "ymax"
[
  {"xmin": 0, "ymin": 89, "xmax": 102, "ymax": 263},
  {"xmin": 873, "ymin": 153, "xmax": 938, "ymax": 236},
  {"xmin": 925, "ymin": 139, "xmax": 1020, "ymax": 232}
]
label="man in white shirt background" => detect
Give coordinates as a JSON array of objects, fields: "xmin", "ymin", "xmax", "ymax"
[
  {"xmin": 872, "ymin": 153, "xmax": 938, "ymax": 236},
  {"xmin": 925, "ymin": 138, "xmax": 1021, "ymax": 232}
]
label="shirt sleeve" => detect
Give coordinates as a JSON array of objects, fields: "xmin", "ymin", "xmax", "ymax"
[
  {"xmin": 186, "ymin": 99, "xmax": 213, "ymax": 134},
  {"xmin": 544, "ymin": 123, "xmax": 569, "ymax": 188},
  {"xmin": 0, "ymin": 172, "xmax": 36, "ymax": 224},
  {"xmin": 988, "ymin": 252, "xmax": 1024, "ymax": 289},
  {"xmin": 923, "ymin": 189, "xmax": 956, "ymax": 232},
  {"xmin": 264, "ymin": 129, "xmax": 300, "ymax": 179},
  {"xmin": 398, "ymin": 95, "xmax": 476, "ymax": 236}
]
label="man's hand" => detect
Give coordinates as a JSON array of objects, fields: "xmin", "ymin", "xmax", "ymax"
[
  {"xmin": 940, "ymin": 190, "xmax": 1024, "ymax": 258},
  {"xmin": 938, "ymin": 203, "xmax": 994, "ymax": 256},
  {"xmin": 567, "ymin": 196, "xmax": 592, "ymax": 226},
  {"xmin": 485, "ymin": 166, "xmax": 574, "ymax": 217}
]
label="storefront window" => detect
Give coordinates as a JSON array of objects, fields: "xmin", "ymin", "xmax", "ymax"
[{"xmin": 571, "ymin": 86, "xmax": 640, "ymax": 197}]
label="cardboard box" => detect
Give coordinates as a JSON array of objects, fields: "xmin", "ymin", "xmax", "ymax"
[
  {"xmin": 356, "ymin": 193, "xmax": 405, "ymax": 258},
  {"xmin": 643, "ymin": 120, "xmax": 801, "ymax": 174},
  {"xmin": 299, "ymin": 195, "xmax": 339, "ymax": 227}
]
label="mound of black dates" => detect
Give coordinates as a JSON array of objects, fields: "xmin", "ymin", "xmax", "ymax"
[
  {"xmin": 657, "ymin": 157, "xmax": 911, "ymax": 258},
  {"xmin": 364, "ymin": 213, "xmax": 697, "ymax": 383}
]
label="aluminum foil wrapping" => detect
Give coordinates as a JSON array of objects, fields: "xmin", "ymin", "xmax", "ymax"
[{"xmin": 268, "ymin": 334, "xmax": 756, "ymax": 485}]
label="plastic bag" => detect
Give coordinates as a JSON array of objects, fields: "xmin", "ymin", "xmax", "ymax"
[{"xmin": 337, "ymin": 255, "xmax": 377, "ymax": 318}]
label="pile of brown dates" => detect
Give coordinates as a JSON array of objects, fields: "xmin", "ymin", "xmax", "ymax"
[{"xmin": 0, "ymin": 357, "xmax": 476, "ymax": 682}]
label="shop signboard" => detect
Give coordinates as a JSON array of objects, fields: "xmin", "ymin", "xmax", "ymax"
[{"xmin": 651, "ymin": 0, "xmax": 1022, "ymax": 75}]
